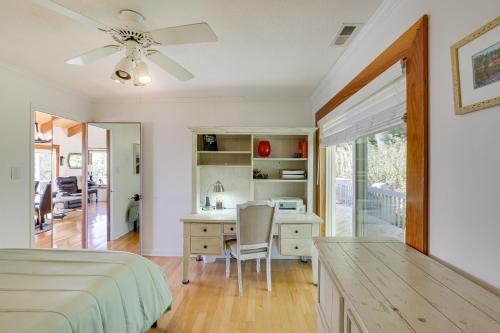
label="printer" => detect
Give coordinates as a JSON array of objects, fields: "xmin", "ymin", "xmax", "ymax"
[{"xmin": 271, "ymin": 197, "xmax": 306, "ymax": 214}]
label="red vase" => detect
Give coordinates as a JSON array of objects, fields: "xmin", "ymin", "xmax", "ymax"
[{"xmin": 258, "ymin": 140, "xmax": 271, "ymax": 157}]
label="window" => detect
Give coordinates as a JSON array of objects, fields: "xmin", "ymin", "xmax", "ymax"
[
  {"xmin": 34, "ymin": 150, "xmax": 52, "ymax": 181},
  {"xmin": 89, "ymin": 150, "xmax": 107, "ymax": 185},
  {"xmin": 326, "ymin": 125, "xmax": 407, "ymax": 241},
  {"xmin": 355, "ymin": 125, "xmax": 407, "ymax": 241},
  {"xmin": 327, "ymin": 143, "xmax": 354, "ymax": 236}
]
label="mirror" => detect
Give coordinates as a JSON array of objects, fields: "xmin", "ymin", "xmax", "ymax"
[
  {"xmin": 86, "ymin": 123, "xmax": 141, "ymax": 254},
  {"xmin": 67, "ymin": 153, "xmax": 82, "ymax": 169}
]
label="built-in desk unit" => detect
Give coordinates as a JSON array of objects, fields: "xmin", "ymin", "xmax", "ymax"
[{"xmin": 181, "ymin": 127, "xmax": 322, "ymax": 285}]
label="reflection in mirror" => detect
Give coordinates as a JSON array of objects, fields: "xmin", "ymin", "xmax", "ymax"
[
  {"xmin": 87, "ymin": 123, "xmax": 141, "ymax": 254},
  {"xmin": 67, "ymin": 153, "xmax": 82, "ymax": 169},
  {"xmin": 33, "ymin": 112, "xmax": 85, "ymax": 249},
  {"xmin": 33, "ymin": 112, "xmax": 54, "ymax": 248}
]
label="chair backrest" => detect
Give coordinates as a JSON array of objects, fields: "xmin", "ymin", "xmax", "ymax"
[
  {"xmin": 39, "ymin": 183, "xmax": 52, "ymax": 215},
  {"xmin": 56, "ymin": 176, "xmax": 79, "ymax": 194},
  {"xmin": 236, "ymin": 201, "xmax": 277, "ymax": 253}
]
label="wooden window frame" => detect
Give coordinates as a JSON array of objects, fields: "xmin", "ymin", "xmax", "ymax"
[{"xmin": 315, "ymin": 16, "xmax": 428, "ymax": 253}]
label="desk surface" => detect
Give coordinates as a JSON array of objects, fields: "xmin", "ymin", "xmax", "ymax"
[
  {"xmin": 314, "ymin": 237, "xmax": 500, "ymax": 332},
  {"xmin": 181, "ymin": 210, "xmax": 322, "ymax": 224}
]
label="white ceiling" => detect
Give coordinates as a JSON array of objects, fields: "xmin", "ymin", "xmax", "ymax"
[{"xmin": 0, "ymin": 0, "xmax": 382, "ymax": 100}]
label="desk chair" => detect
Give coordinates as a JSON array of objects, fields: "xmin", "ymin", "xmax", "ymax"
[
  {"xmin": 225, "ymin": 201, "xmax": 277, "ymax": 296},
  {"xmin": 35, "ymin": 183, "xmax": 52, "ymax": 229}
]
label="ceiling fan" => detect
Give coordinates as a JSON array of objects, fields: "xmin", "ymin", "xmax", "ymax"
[{"xmin": 33, "ymin": 0, "xmax": 218, "ymax": 86}]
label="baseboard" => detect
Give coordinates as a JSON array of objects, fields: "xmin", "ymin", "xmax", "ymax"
[{"xmin": 141, "ymin": 249, "xmax": 183, "ymax": 257}]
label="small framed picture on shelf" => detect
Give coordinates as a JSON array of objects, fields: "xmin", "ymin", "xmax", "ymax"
[{"xmin": 450, "ymin": 16, "xmax": 500, "ymax": 115}]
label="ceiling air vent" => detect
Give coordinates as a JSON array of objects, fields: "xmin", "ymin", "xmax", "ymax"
[{"xmin": 331, "ymin": 23, "xmax": 362, "ymax": 46}]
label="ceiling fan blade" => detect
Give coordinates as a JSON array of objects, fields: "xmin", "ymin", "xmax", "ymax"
[
  {"xmin": 32, "ymin": 0, "xmax": 110, "ymax": 31},
  {"xmin": 65, "ymin": 45, "xmax": 121, "ymax": 66},
  {"xmin": 146, "ymin": 51, "xmax": 194, "ymax": 81},
  {"xmin": 149, "ymin": 22, "xmax": 217, "ymax": 45}
]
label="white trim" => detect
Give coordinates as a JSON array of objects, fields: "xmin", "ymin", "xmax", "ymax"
[{"xmin": 142, "ymin": 249, "xmax": 183, "ymax": 257}]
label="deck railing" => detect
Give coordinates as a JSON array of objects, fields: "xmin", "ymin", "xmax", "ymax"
[{"xmin": 335, "ymin": 179, "xmax": 406, "ymax": 229}]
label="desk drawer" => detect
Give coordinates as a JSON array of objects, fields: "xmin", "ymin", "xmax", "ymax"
[
  {"xmin": 280, "ymin": 224, "xmax": 312, "ymax": 239},
  {"xmin": 280, "ymin": 238, "xmax": 311, "ymax": 256},
  {"xmin": 223, "ymin": 223, "xmax": 236, "ymax": 235},
  {"xmin": 191, "ymin": 223, "xmax": 221, "ymax": 237},
  {"xmin": 190, "ymin": 237, "xmax": 222, "ymax": 254}
]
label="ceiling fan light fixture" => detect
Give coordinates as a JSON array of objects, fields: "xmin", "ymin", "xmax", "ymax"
[
  {"xmin": 114, "ymin": 57, "xmax": 133, "ymax": 80},
  {"xmin": 134, "ymin": 61, "xmax": 152, "ymax": 84},
  {"xmin": 110, "ymin": 71, "xmax": 125, "ymax": 84}
]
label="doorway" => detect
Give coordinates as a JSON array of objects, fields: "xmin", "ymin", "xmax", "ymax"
[
  {"xmin": 33, "ymin": 111, "xmax": 85, "ymax": 249},
  {"xmin": 86, "ymin": 123, "xmax": 142, "ymax": 254}
]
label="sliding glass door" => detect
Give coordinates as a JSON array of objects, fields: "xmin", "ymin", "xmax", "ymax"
[
  {"xmin": 355, "ymin": 125, "xmax": 407, "ymax": 240},
  {"xmin": 327, "ymin": 143, "xmax": 354, "ymax": 236},
  {"xmin": 327, "ymin": 125, "xmax": 407, "ymax": 241}
]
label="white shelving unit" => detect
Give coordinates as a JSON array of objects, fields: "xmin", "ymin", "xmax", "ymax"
[{"xmin": 191, "ymin": 127, "xmax": 316, "ymax": 213}]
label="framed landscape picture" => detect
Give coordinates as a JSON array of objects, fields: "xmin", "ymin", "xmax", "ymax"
[{"xmin": 451, "ymin": 16, "xmax": 500, "ymax": 115}]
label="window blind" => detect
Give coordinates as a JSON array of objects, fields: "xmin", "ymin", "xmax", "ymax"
[{"xmin": 319, "ymin": 62, "xmax": 406, "ymax": 147}]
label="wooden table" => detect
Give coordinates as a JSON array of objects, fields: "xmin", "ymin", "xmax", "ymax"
[
  {"xmin": 314, "ymin": 237, "xmax": 500, "ymax": 333},
  {"xmin": 181, "ymin": 210, "xmax": 322, "ymax": 285}
]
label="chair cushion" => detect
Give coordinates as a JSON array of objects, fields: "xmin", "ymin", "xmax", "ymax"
[{"xmin": 226, "ymin": 239, "xmax": 267, "ymax": 256}]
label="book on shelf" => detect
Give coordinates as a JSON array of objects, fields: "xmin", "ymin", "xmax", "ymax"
[
  {"xmin": 281, "ymin": 175, "xmax": 306, "ymax": 179},
  {"xmin": 280, "ymin": 169, "xmax": 306, "ymax": 179}
]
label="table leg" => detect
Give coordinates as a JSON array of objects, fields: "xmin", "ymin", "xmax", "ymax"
[{"xmin": 182, "ymin": 222, "xmax": 190, "ymax": 284}]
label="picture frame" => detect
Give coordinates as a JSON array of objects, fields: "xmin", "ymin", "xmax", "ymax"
[
  {"xmin": 450, "ymin": 16, "xmax": 500, "ymax": 115},
  {"xmin": 67, "ymin": 153, "xmax": 82, "ymax": 169}
]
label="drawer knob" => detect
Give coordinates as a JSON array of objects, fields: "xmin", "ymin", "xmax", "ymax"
[
  {"xmin": 203, "ymin": 245, "xmax": 207, "ymax": 249},
  {"xmin": 230, "ymin": 227, "xmax": 234, "ymax": 231},
  {"xmin": 294, "ymin": 230, "xmax": 299, "ymax": 234},
  {"xmin": 295, "ymin": 246, "xmax": 299, "ymax": 250},
  {"xmin": 203, "ymin": 228, "xmax": 207, "ymax": 232}
]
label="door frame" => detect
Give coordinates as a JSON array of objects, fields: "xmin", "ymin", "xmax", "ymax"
[{"xmin": 85, "ymin": 122, "xmax": 143, "ymax": 254}]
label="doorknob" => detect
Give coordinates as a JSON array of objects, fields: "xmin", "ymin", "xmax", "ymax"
[{"xmin": 129, "ymin": 194, "xmax": 142, "ymax": 201}]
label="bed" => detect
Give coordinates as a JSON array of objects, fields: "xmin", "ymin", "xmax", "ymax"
[{"xmin": 0, "ymin": 248, "xmax": 172, "ymax": 333}]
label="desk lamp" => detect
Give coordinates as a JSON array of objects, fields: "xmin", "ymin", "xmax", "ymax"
[{"xmin": 204, "ymin": 180, "xmax": 225, "ymax": 210}]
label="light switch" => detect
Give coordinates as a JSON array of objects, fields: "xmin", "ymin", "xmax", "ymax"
[{"xmin": 11, "ymin": 167, "xmax": 21, "ymax": 180}]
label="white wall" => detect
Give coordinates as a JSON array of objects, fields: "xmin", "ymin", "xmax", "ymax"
[
  {"xmin": 311, "ymin": 0, "xmax": 500, "ymax": 288},
  {"xmin": 92, "ymin": 98, "xmax": 313, "ymax": 255},
  {"xmin": 53, "ymin": 126, "xmax": 83, "ymax": 179},
  {"xmin": 0, "ymin": 62, "xmax": 91, "ymax": 248},
  {"xmin": 87, "ymin": 125, "xmax": 107, "ymax": 150}
]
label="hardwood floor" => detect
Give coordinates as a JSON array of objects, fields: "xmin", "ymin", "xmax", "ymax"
[
  {"xmin": 34, "ymin": 201, "xmax": 140, "ymax": 253},
  {"xmin": 148, "ymin": 257, "xmax": 317, "ymax": 333},
  {"xmin": 34, "ymin": 204, "xmax": 317, "ymax": 332}
]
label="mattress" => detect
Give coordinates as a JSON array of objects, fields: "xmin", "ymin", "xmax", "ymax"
[{"xmin": 0, "ymin": 248, "xmax": 172, "ymax": 333}]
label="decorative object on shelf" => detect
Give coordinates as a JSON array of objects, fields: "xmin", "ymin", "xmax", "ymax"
[
  {"xmin": 67, "ymin": 153, "xmax": 82, "ymax": 169},
  {"xmin": 253, "ymin": 169, "xmax": 269, "ymax": 179},
  {"xmin": 451, "ymin": 16, "xmax": 500, "ymax": 115},
  {"xmin": 257, "ymin": 140, "xmax": 271, "ymax": 157},
  {"xmin": 202, "ymin": 134, "xmax": 218, "ymax": 151},
  {"xmin": 204, "ymin": 180, "xmax": 225, "ymax": 210},
  {"xmin": 280, "ymin": 169, "xmax": 306, "ymax": 179},
  {"xmin": 298, "ymin": 140, "xmax": 308, "ymax": 158}
]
